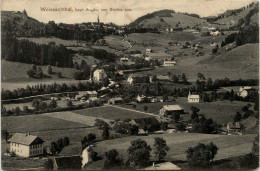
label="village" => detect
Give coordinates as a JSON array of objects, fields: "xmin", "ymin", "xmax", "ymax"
[{"xmin": 1, "ymin": 1, "xmax": 259, "ymax": 170}]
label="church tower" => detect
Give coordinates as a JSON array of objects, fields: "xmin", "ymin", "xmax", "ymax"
[{"xmin": 97, "ymin": 15, "xmax": 100, "ymax": 24}]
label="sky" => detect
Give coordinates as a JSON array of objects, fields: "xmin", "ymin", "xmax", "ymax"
[{"xmin": 1, "ymin": 0, "xmax": 257, "ymax": 25}]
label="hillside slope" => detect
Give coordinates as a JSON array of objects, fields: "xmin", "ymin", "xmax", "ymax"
[
  {"xmin": 199, "ymin": 43, "xmax": 259, "ymax": 72},
  {"xmin": 129, "ymin": 10, "xmax": 208, "ymax": 29}
]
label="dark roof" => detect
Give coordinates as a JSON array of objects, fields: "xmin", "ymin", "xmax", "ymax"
[
  {"xmin": 8, "ymin": 133, "xmax": 44, "ymax": 146},
  {"xmin": 53, "ymin": 156, "xmax": 82, "ymax": 169}
]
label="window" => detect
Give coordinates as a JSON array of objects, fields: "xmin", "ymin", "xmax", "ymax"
[
  {"xmin": 17, "ymin": 150, "xmax": 19, "ymax": 153},
  {"xmin": 30, "ymin": 152, "xmax": 32, "ymax": 155}
]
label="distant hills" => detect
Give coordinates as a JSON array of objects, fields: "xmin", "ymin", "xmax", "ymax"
[{"xmin": 127, "ymin": 2, "xmax": 259, "ymax": 29}]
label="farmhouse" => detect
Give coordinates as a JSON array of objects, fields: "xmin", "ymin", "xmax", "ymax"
[
  {"xmin": 188, "ymin": 91, "xmax": 200, "ymax": 103},
  {"xmin": 227, "ymin": 122, "xmax": 242, "ymax": 134},
  {"xmin": 8, "ymin": 133, "xmax": 44, "ymax": 157},
  {"xmin": 145, "ymin": 49, "xmax": 152, "ymax": 53},
  {"xmin": 86, "ymin": 91, "xmax": 98, "ymax": 100},
  {"xmin": 120, "ymin": 57, "xmax": 129, "ymax": 62},
  {"xmin": 53, "ymin": 155, "xmax": 82, "ymax": 170},
  {"xmin": 108, "ymin": 97, "xmax": 123, "ymax": 105},
  {"xmin": 163, "ymin": 60, "xmax": 176, "ymax": 66},
  {"xmin": 159, "ymin": 105, "xmax": 184, "ymax": 116},
  {"xmin": 129, "ymin": 117, "xmax": 161, "ymax": 132},
  {"xmin": 93, "ymin": 69, "xmax": 107, "ymax": 81},
  {"xmin": 237, "ymin": 86, "xmax": 256, "ymax": 98}
]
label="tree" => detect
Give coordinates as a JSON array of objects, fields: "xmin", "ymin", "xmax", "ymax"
[
  {"xmin": 32, "ymin": 98, "xmax": 41, "ymax": 110},
  {"xmin": 47, "ymin": 65, "xmax": 52, "ymax": 74},
  {"xmin": 104, "ymin": 149, "xmax": 124, "ymax": 169},
  {"xmin": 233, "ymin": 112, "xmax": 242, "ymax": 122},
  {"xmin": 57, "ymin": 72, "xmax": 62, "ymax": 78},
  {"xmin": 153, "ymin": 137, "xmax": 169, "ymax": 161},
  {"xmin": 207, "ymin": 142, "xmax": 218, "ymax": 162},
  {"xmin": 129, "ymin": 125, "xmax": 139, "ymax": 135},
  {"xmin": 170, "ymin": 74, "xmax": 179, "ymax": 83},
  {"xmin": 23, "ymin": 106, "xmax": 29, "ymax": 113},
  {"xmin": 197, "ymin": 73, "xmax": 205, "ymax": 81},
  {"xmin": 94, "ymin": 119, "xmax": 108, "ymax": 129},
  {"xmin": 56, "ymin": 138, "xmax": 64, "ymax": 153},
  {"xmin": 182, "ymin": 73, "xmax": 188, "ymax": 84},
  {"xmin": 87, "ymin": 133, "xmax": 96, "ymax": 145},
  {"xmin": 36, "ymin": 67, "xmax": 43, "ymax": 79},
  {"xmin": 186, "ymin": 143, "xmax": 216, "ymax": 168},
  {"xmin": 171, "ymin": 113, "xmax": 180, "ymax": 122},
  {"xmin": 48, "ymin": 100, "xmax": 57, "ymax": 108},
  {"xmin": 238, "ymin": 153, "xmax": 259, "ymax": 169},
  {"xmin": 74, "ymin": 62, "xmax": 80, "ymax": 70},
  {"xmin": 2, "ymin": 130, "xmax": 9, "ymax": 142},
  {"xmin": 127, "ymin": 139, "xmax": 151, "ymax": 168},
  {"xmin": 50, "ymin": 141, "xmax": 58, "ymax": 155},
  {"xmin": 160, "ymin": 122, "xmax": 168, "ymax": 131},
  {"xmin": 176, "ymin": 122, "xmax": 186, "ymax": 132},
  {"xmin": 67, "ymin": 100, "xmax": 73, "ymax": 107},
  {"xmin": 102, "ymin": 126, "xmax": 110, "ymax": 140},
  {"xmin": 63, "ymin": 137, "xmax": 70, "ymax": 147},
  {"xmin": 143, "ymin": 106, "xmax": 148, "ymax": 112}
]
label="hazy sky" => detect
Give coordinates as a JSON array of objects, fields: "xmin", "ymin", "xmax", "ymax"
[{"xmin": 1, "ymin": 0, "xmax": 257, "ymax": 25}]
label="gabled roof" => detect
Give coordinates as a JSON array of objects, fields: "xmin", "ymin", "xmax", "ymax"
[
  {"xmin": 53, "ymin": 155, "xmax": 82, "ymax": 169},
  {"xmin": 188, "ymin": 94, "xmax": 200, "ymax": 99},
  {"xmin": 162, "ymin": 105, "xmax": 184, "ymax": 111},
  {"xmin": 8, "ymin": 133, "xmax": 44, "ymax": 146},
  {"xmin": 86, "ymin": 91, "xmax": 98, "ymax": 95}
]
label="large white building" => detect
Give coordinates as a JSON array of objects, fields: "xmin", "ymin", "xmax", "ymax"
[
  {"xmin": 93, "ymin": 69, "xmax": 107, "ymax": 81},
  {"xmin": 238, "ymin": 86, "xmax": 253, "ymax": 98},
  {"xmin": 188, "ymin": 91, "xmax": 200, "ymax": 103},
  {"xmin": 8, "ymin": 133, "xmax": 45, "ymax": 157}
]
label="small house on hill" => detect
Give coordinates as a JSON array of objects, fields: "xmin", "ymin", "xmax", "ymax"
[
  {"xmin": 159, "ymin": 105, "xmax": 184, "ymax": 116},
  {"xmin": 238, "ymin": 86, "xmax": 256, "ymax": 98},
  {"xmin": 188, "ymin": 91, "xmax": 200, "ymax": 103},
  {"xmin": 145, "ymin": 49, "xmax": 152, "ymax": 53},
  {"xmin": 8, "ymin": 133, "xmax": 45, "ymax": 157},
  {"xmin": 93, "ymin": 69, "xmax": 107, "ymax": 81},
  {"xmin": 108, "ymin": 97, "xmax": 123, "ymax": 105},
  {"xmin": 163, "ymin": 60, "xmax": 176, "ymax": 66},
  {"xmin": 53, "ymin": 155, "xmax": 82, "ymax": 170},
  {"xmin": 227, "ymin": 122, "xmax": 242, "ymax": 133},
  {"xmin": 129, "ymin": 117, "xmax": 161, "ymax": 132}
]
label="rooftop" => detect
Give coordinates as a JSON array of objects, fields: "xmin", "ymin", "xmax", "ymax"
[
  {"xmin": 162, "ymin": 105, "xmax": 184, "ymax": 111},
  {"xmin": 8, "ymin": 133, "xmax": 44, "ymax": 146}
]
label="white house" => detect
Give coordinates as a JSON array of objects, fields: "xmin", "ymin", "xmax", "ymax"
[
  {"xmin": 238, "ymin": 86, "xmax": 254, "ymax": 98},
  {"xmin": 93, "ymin": 69, "xmax": 107, "ymax": 81},
  {"xmin": 8, "ymin": 133, "xmax": 45, "ymax": 157},
  {"xmin": 163, "ymin": 60, "xmax": 176, "ymax": 66},
  {"xmin": 145, "ymin": 49, "xmax": 152, "ymax": 53},
  {"xmin": 188, "ymin": 91, "xmax": 200, "ymax": 103}
]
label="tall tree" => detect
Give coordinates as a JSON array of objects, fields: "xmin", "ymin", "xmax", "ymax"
[{"xmin": 153, "ymin": 137, "xmax": 169, "ymax": 161}]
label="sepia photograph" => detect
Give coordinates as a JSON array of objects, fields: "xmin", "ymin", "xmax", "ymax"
[{"xmin": 1, "ymin": 0, "xmax": 259, "ymax": 170}]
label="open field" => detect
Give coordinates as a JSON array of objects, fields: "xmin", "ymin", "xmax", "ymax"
[
  {"xmin": 73, "ymin": 105, "xmax": 152, "ymax": 120},
  {"xmin": 73, "ymin": 54, "xmax": 99, "ymax": 66},
  {"xmin": 3, "ymin": 99, "xmax": 84, "ymax": 110},
  {"xmin": 1, "ymin": 60, "xmax": 77, "ymax": 84},
  {"xmin": 93, "ymin": 132, "xmax": 256, "ymax": 161},
  {"xmin": 2, "ymin": 113, "xmax": 89, "ymax": 133},
  {"xmin": 18, "ymin": 37, "xmax": 87, "ymax": 47},
  {"xmin": 120, "ymin": 97, "xmax": 253, "ymax": 124}
]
